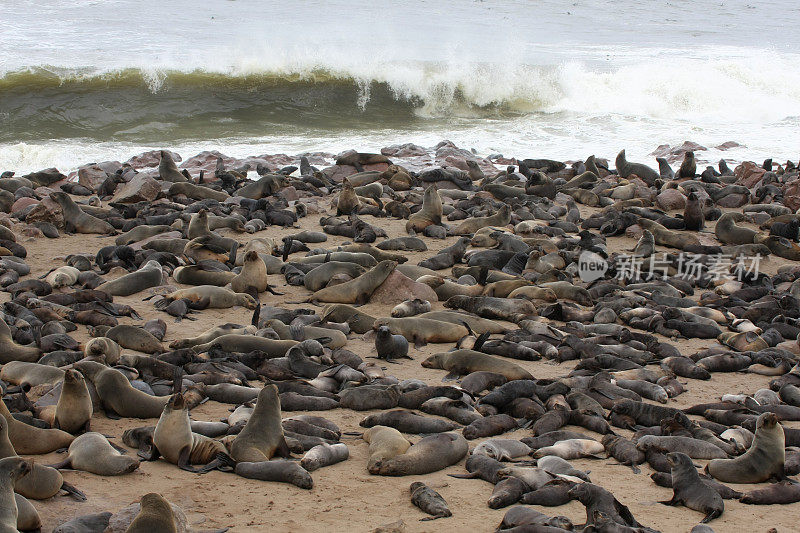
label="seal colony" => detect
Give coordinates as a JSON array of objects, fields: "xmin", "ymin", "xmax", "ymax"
[{"xmin": 0, "ymin": 143, "xmax": 799, "ymax": 532}]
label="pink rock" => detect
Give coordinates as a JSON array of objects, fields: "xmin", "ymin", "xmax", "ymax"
[
  {"xmin": 784, "ymin": 180, "xmax": 800, "ymax": 211},
  {"xmin": 254, "ymin": 154, "xmax": 296, "ymax": 168},
  {"xmin": 113, "ymin": 174, "xmax": 161, "ymax": 203},
  {"xmin": 298, "ymin": 152, "xmax": 335, "ymax": 165},
  {"xmin": 362, "ymin": 163, "xmax": 390, "ymax": 172},
  {"xmin": 321, "ymin": 165, "xmax": 358, "ymax": 184},
  {"xmin": 650, "ymin": 141, "xmax": 707, "ymax": 162},
  {"xmin": 381, "ymin": 143, "xmax": 428, "ymax": 158},
  {"xmin": 77, "ymin": 164, "xmax": 109, "ymax": 191},
  {"xmin": 11, "ymin": 198, "xmax": 38, "ymax": 213},
  {"xmin": 125, "ymin": 150, "xmax": 181, "ymax": 169},
  {"xmin": 180, "ymin": 150, "xmax": 233, "ymax": 172},
  {"xmin": 277, "ymin": 186, "xmax": 299, "ymax": 203},
  {"xmin": 19, "ymin": 225, "xmax": 44, "ymax": 239},
  {"xmin": 370, "ymin": 271, "xmax": 438, "ymax": 305},
  {"xmin": 655, "ymin": 189, "xmax": 687, "ymax": 211},
  {"xmin": 716, "ymin": 193, "xmax": 749, "ymax": 208},
  {"xmin": 734, "ymin": 161, "xmax": 766, "ymax": 189},
  {"xmin": 716, "ymin": 141, "xmax": 744, "ymax": 151},
  {"xmin": 25, "ymin": 197, "xmax": 64, "ymax": 228},
  {"xmin": 625, "ymin": 224, "xmax": 643, "ymax": 240}
]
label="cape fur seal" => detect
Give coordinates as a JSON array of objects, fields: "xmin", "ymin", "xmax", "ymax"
[
  {"xmin": 371, "ymin": 432, "xmax": 468, "ymax": 476},
  {"xmin": 706, "ymin": 412, "xmax": 785, "ymax": 483},
  {"xmin": 229, "ymin": 384, "xmax": 291, "ymax": 462},
  {"xmin": 406, "ymin": 186, "xmax": 443, "ymax": 234},
  {"xmin": 661, "ymin": 452, "xmax": 723, "ymax": 523}
]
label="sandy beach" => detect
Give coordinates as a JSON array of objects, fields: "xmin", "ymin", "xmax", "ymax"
[{"xmin": 0, "ymin": 177, "xmax": 791, "ymax": 533}]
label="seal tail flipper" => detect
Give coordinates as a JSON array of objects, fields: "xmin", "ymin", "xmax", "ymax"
[
  {"xmin": 60, "ymin": 481, "xmax": 87, "ymax": 501},
  {"xmin": 447, "ymin": 472, "xmax": 479, "ymax": 479},
  {"xmin": 472, "ymin": 332, "xmax": 490, "ymax": 351},
  {"xmin": 275, "ymin": 437, "xmax": 293, "ymax": 458},
  {"xmin": 46, "ymin": 458, "xmax": 72, "ymax": 470},
  {"xmin": 265, "ymin": 285, "xmax": 284, "ymax": 296},
  {"xmin": 172, "ymin": 368, "xmax": 184, "ymax": 395},
  {"xmin": 701, "ymin": 509, "xmax": 722, "ymax": 523},
  {"xmin": 214, "ymin": 452, "xmax": 237, "ymax": 472},
  {"xmin": 478, "ymin": 266, "xmax": 489, "ymax": 285},
  {"xmin": 228, "ymin": 241, "xmax": 238, "ymax": 266}
]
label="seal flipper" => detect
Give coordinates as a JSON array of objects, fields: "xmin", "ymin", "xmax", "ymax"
[
  {"xmin": 447, "ymin": 472, "xmax": 479, "ymax": 479},
  {"xmin": 265, "ymin": 285, "xmax": 284, "ymax": 296},
  {"xmin": 138, "ymin": 444, "xmax": 161, "ymax": 461},
  {"xmin": 472, "ymin": 332, "xmax": 490, "ymax": 351},
  {"xmin": 613, "ymin": 498, "xmax": 642, "ymax": 527},
  {"xmin": 208, "ymin": 451, "xmax": 237, "ymax": 473},
  {"xmin": 176, "ymin": 446, "xmax": 204, "ymax": 473},
  {"xmin": 701, "ymin": 509, "xmax": 722, "ymax": 524},
  {"xmin": 275, "ymin": 436, "xmax": 292, "ymax": 459},
  {"xmin": 47, "ymin": 457, "xmax": 73, "ymax": 470},
  {"xmin": 252, "ymin": 305, "xmax": 261, "ymax": 327},
  {"xmin": 60, "ymin": 481, "xmax": 87, "ymax": 501}
]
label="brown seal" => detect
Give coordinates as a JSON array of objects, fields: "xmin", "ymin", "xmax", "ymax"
[
  {"xmin": 410, "ymin": 482, "xmax": 452, "ymax": 520},
  {"xmin": 453, "ymin": 205, "xmax": 512, "ymax": 235},
  {"xmin": 0, "ymin": 317, "xmax": 40, "ymax": 363},
  {"xmin": 336, "ymin": 178, "xmax": 361, "ymax": 215},
  {"xmin": 0, "ymin": 361, "xmax": 63, "ymax": 388},
  {"xmin": 0, "ymin": 457, "xmax": 32, "ymax": 532},
  {"xmin": 373, "ymin": 317, "xmax": 469, "ymax": 346},
  {"xmin": 715, "ymin": 212, "xmax": 758, "ymax": 245},
  {"xmin": 126, "ymin": 493, "xmax": 178, "ymax": 533},
  {"xmin": 406, "ymin": 185, "xmax": 443, "ymax": 234},
  {"xmin": 158, "ymin": 150, "xmax": 188, "ymax": 182},
  {"xmin": 54, "ymin": 369, "xmax": 93, "ymax": 433},
  {"xmin": 371, "ymin": 432, "xmax": 468, "ymax": 476},
  {"xmin": 229, "ymin": 384, "xmax": 291, "ymax": 462},
  {"xmin": 156, "ymin": 286, "xmax": 258, "ymax": 310},
  {"xmin": 72, "ymin": 360, "xmax": 170, "ymax": 419},
  {"xmin": 231, "ymin": 250, "xmax": 273, "ymax": 295},
  {"xmin": 706, "ymin": 412, "xmax": 785, "ymax": 483},
  {"xmin": 50, "ymin": 192, "xmax": 115, "ymax": 234},
  {"xmin": 421, "ymin": 350, "xmax": 533, "ymax": 381},
  {"xmin": 48, "ymin": 432, "xmax": 139, "ymax": 475},
  {"xmin": 683, "ymin": 191, "xmax": 705, "ymax": 231},
  {"xmin": 96, "ymin": 260, "xmax": 163, "ymax": 296},
  {"xmin": 661, "ymin": 452, "xmax": 723, "ymax": 523},
  {"xmin": 302, "ymin": 260, "xmax": 397, "ymax": 304},
  {"xmin": 141, "ymin": 393, "xmax": 225, "ymax": 471},
  {"xmin": 362, "ymin": 426, "xmax": 411, "ymax": 473}
]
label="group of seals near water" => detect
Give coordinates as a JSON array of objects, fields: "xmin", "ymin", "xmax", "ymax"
[{"xmin": 0, "ymin": 145, "xmax": 800, "ymax": 530}]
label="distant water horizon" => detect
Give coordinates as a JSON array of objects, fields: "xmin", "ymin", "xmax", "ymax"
[{"xmin": 2, "ymin": 0, "xmax": 799, "ymax": 172}]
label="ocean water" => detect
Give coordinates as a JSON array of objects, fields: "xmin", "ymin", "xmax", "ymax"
[{"xmin": 1, "ymin": 0, "xmax": 799, "ymax": 172}]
